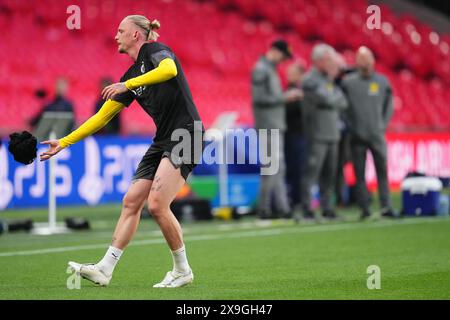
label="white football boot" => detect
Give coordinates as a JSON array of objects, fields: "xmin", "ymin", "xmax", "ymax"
[
  {"xmin": 153, "ymin": 269, "xmax": 194, "ymax": 288},
  {"xmin": 68, "ymin": 261, "xmax": 111, "ymax": 286}
]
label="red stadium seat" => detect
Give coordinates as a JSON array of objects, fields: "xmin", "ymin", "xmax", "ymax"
[{"xmin": 0, "ymin": 0, "xmax": 449, "ymax": 135}]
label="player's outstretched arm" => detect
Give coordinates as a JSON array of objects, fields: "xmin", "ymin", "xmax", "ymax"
[
  {"xmin": 101, "ymin": 58, "xmax": 177, "ymax": 100},
  {"xmin": 40, "ymin": 100, "xmax": 125, "ymax": 161}
]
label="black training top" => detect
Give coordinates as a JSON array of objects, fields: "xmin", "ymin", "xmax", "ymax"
[{"xmin": 113, "ymin": 42, "xmax": 203, "ymax": 142}]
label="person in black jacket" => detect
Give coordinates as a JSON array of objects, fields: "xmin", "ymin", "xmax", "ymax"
[
  {"xmin": 284, "ymin": 62, "xmax": 306, "ymax": 214},
  {"xmin": 30, "ymin": 78, "xmax": 75, "ymax": 134}
]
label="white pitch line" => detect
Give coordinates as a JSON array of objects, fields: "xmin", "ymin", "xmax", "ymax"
[{"xmin": 0, "ymin": 218, "xmax": 446, "ymax": 258}]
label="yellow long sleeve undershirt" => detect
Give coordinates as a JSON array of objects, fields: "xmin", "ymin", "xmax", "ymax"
[
  {"xmin": 58, "ymin": 58, "xmax": 176, "ymax": 148},
  {"xmin": 124, "ymin": 58, "xmax": 177, "ymax": 90},
  {"xmin": 58, "ymin": 100, "xmax": 125, "ymax": 148}
]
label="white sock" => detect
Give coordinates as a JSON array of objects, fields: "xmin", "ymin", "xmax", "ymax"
[
  {"xmin": 171, "ymin": 245, "xmax": 190, "ymax": 274},
  {"xmin": 97, "ymin": 246, "xmax": 123, "ymax": 277}
]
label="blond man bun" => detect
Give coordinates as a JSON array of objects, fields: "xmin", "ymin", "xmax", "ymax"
[
  {"xmin": 125, "ymin": 15, "xmax": 161, "ymax": 41},
  {"xmin": 148, "ymin": 19, "xmax": 160, "ymax": 41}
]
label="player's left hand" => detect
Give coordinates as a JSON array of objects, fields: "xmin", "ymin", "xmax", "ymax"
[{"xmin": 102, "ymin": 82, "xmax": 128, "ymax": 100}]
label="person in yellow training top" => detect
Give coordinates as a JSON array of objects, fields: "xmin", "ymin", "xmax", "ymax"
[{"xmin": 40, "ymin": 15, "xmax": 204, "ymax": 288}]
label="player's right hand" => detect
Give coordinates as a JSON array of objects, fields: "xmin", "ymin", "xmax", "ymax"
[
  {"xmin": 102, "ymin": 82, "xmax": 128, "ymax": 100},
  {"xmin": 40, "ymin": 140, "xmax": 63, "ymax": 161}
]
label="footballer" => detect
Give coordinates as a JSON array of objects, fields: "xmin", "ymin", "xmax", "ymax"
[{"xmin": 40, "ymin": 15, "xmax": 204, "ymax": 288}]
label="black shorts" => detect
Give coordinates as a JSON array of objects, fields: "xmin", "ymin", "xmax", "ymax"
[{"xmin": 133, "ymin": 132, "xmax": 204, "ymax": 181}]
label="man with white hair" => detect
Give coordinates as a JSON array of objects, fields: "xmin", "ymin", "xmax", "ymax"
[{"xmin": 300, "ymin": 43, "xmax": 348, "ymax": 220}]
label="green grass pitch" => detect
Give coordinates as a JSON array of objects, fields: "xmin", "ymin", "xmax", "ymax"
[{"xmin": 0, "ymin": 194, "xmax": 449, "ymax": 300}]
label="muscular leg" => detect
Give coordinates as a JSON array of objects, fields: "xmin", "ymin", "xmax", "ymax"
[
  {"xmin": 148, "ymin": 157, "xmax": 195, "ymax": 288},
  {"xmin": 70, "ymin": 178, "xmax": 153, "ymax": 284},
  {"xmin": 111, "ymin": 178, "xmax": 152, "ymax": 249},
  {"xmin": 147, "ymin": 157, "xmax": 186, "ymax": 251}
]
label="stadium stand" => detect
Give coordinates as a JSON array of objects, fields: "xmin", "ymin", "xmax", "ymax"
[{"xmin": 0, "ymin": 0, "xmax": 449, "ymax": 135}]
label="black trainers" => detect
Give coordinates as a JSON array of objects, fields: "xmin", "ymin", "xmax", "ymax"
[
  {"xmin": 302, "ymin": 209, "xmax": 316, "ymax": 220},
  {"xmin": 259, "ymin": 215, "xmax": 273, "ymax": 220},
  {"xmin": 258, "ymin": 211, "xmax": 281, "ymax": 220},
  {"xmin": 322, "ymin": 210, "xmax": 338, "ymax": 220},
  {"xmin": 381, "ymin": 208, "xmax": 397, "ymax": 218},
  {"xmin": 258, "ymin": 211, "xmax": 272, "ymax": 220},
  {"xmin": 359, "ymin": 209, "xmax": 372, "ymax": 220},
  {"xmin": 279, "ymin": 211, "xmax": 293, "ymax": 219}
]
